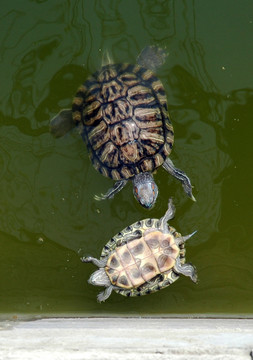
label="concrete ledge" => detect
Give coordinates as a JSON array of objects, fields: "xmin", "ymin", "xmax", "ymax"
[{"xmin": 0, "ymin": 318, "xmax": 253, "ymax": 359}]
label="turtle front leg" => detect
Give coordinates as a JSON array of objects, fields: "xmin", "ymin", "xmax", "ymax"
[
  {"xmin": 50, "ymin": 109, "xmax": 75, "ymax": 138},
  {"xmin": 81, "ymin": 256, "xmax": 107, "ymax": 268},
  {"xmin": 94, "ymin": 180, "xmax": 128, "ymax": 201},
  {"xmin": 163, "ymin": 158, "xmax": 196, "ymax": 201}
]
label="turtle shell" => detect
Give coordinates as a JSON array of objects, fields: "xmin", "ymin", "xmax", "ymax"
[
  {"xmin": 72, "ymin": 63, "xmax": 174, "ymax": 180},
  {"xmin": 100, "ymin": 218, "xmax": 186, "ymax": 297}
]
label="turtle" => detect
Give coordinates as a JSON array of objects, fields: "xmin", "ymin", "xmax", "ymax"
[
  {"xmin": 50, "ymin": 46, "xmax": 195, "ymax": 208},
  {"xmin": 81, "ymin": 198, "xmax": 197, "ymax": 302}
]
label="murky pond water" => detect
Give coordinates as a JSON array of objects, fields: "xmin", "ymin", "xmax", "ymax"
[{"xmin": 1, "ymin": 0, "xmax": 253, "ymax": 318}]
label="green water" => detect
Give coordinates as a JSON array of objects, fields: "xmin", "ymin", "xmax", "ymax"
[{"xmin": 1, "ymin": 0, "xmax": 253, "ymax": 318}]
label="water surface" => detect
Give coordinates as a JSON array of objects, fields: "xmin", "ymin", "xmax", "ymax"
[{"xmin": 0, "ymin": 0, "xmax": 253, "ymax": 318}]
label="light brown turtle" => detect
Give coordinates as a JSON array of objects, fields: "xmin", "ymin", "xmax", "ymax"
[
  {"xmin": 50, "ymin": 46, "xmax": 195, "ymax": 208},
  {"xmin": 81, "ymin": 198, "xmax": 197, "ymax": 302}
]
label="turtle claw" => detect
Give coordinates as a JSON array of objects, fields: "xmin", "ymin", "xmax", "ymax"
[
  {"xmin": 80, "ymin": 256, "xmax": 92, "ymax": 263},
  {"xmin": 97, "ymin": 285, "xmax": 113, "ymax": 302},
  {"xmin": 182, "ymin": 182, "xmax": 196, "ymax": 202},
  {"xmin": 94, "ymin": 193, "xmax": 107, "ymax": 201},
  {"xmin": 163, "ymin": 158, "xmax": 196, "ymax": 202},
  {"xmin": 94, "ymin": 180, "xmax": 128, "ymax": 201},
  {"xmin": 190, "ymin": 194, "xmax": 197, "ymax": 202}
]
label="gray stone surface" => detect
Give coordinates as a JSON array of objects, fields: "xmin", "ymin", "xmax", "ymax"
[{"xmin": 0, "ymin": 318, "xmax": 253, "ymax": 359}]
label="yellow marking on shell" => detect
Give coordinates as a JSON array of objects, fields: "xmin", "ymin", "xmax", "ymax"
[
  {"xmin": 100, "ymin": 166, "xmax": 109, "ymax": 177},
  {"xmin": 120, "ymin": 166, "xmax": 133, "ymax": 179},
  {"xmin": 141, "ymin": 69, "xmax": 155, "ymax": 81},
  {"xmin": 99, "ymin": 141, "xmax": 117, "ymax": 163},
  {"xmin": 98, "ymin": 66, "xmax": 118, "ymax": 82},
  {"xmin": 85, "ymin": 94, "xmax": 98, "ymax": 103},
  {"xmin": 132, "ymin": 64, "xmax": 141, "ymax": 73},
  {"xmin": 140, "ymin": 158, "xmax": 154, "ymax": 172},
  {"xmin": 84, "ymin": 100, "xmax": 101, "ymax": 115},
  {"xmin": 107, "ymin": 252, "xmax": 121, "ymax": 270},
  {"xmin": 77, "ymin": 84, "xmax": 87, "ymax": 93},
  {"xmin": 165, "ymin": 121, "xmax": 174, "ymax": 132},
  {"xmin": 128, "ymin": 85, "xmax": 151, "ymax": 95},
  {"xmin": 151, "ymin": 79, "xmax": 164, "ymax": 92},
  {"xmin": 89, "ymin": 82, "xmax": 100, "ymax": 92},
  {"xmin": 119, "ymin": 71, "xmax": 138, "ymax": 87},
  {"xmin": 73, "ymin": 97, "xmax": 84, "ymax": 106},
  {"xmin": 134, "ymin": 117, "xmax": 163, "ymax": 129},
  {"xmin": 111, "ymin": 169, "xmax": 122, "ymax": 180},
  {"xmin": 84, "ymin": 104, "xmax": 102, "ymax": 126},
  {"xmin": 156, "ymin": 93, "xmax": 167, "ymax": 106},
  {"xmin": 154, "ymin": 153, "xmax": 164, "ymax": 167},
  {"xmin": 163, "ymin": 141, "xmax": 173, "ymax": 156},
  {"xmin": 165, "ymin": 132, "xmax": 174, "ymax": 147},
  {"xmin": 127, "ymin": 85, "xmax": 154, "ymax": 105},
  {"xmin": 72, "ymin": 111, "xmax": 81, "ymax": 122},
  {"xmin": 101, "ymin": 80, "xmax": 124, "ymax": 102},
  {"xmin": 96, "ymin": 143, "xmax": 119, "ymax": 169},
  {"xmin": 134, "ymin": 107, "xmax": 162, "ymax": 127},
  {"xmin": 88, "ymin": 120, "xmax": 109, "ymax": 150},
  {"xmin": 142, "ymin": 143, "xmax": 158, "ymax": 156},
  {"xmin": 139, "ymin": 129, "xmax": 164, "ymax": 143}
]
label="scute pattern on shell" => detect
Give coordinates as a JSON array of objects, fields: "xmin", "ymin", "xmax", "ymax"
[
  {"xmin": 72, "ymin": 63, "xmax": 174, "ymax": 180},
  {"xmin": 100, "ymin": 218, "xmax": 186, "ymax": 297},
  {"xmin": 105, "ymin": 231, "xmax": 179, "ymax": 290}
]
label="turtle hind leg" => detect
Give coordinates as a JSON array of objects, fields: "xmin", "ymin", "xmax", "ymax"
[
  {"xmin": 137, "ymin": 45, "xmax": 168, "ymax": 71},
  {"xmin": 174, "ymin": 257, "xmax": 197, "ymax": 283},
  {"xmin": 50, "ymin": 109, "xmax": 75, "ymax": 138},
  {"xmin": 163, "ymin": 158, "xmax": 196, "ymax": 201},
  {"xmin": 94, "ymin": 180, "xmax": 128, "ymax": 201}
]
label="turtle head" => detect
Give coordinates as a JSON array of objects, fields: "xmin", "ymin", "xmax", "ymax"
[{"xmin": 132, "ymin": 173, "xmax": 158, "ymax": 208}]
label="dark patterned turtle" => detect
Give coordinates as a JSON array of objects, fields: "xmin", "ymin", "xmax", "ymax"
[
  {"xmin": 50, "ymin": 46, "xmax": 195, "ymax": 208},
  {"xmin": 81, "ymin": 198, "xmax": 197, "ymax": 302}
]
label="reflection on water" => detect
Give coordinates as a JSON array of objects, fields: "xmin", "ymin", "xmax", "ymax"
[
  {"xmin": 0, "ymin": 0, "xmax": 253, "ymax": 316},
  {"xmin": 139, "ymin": 0, "xmax": 175, "ymax": 41}
]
